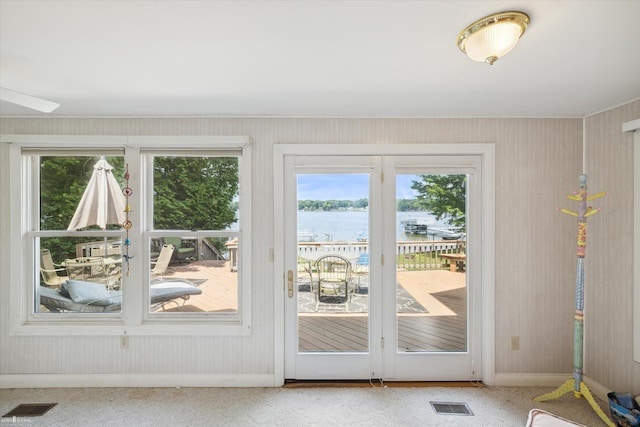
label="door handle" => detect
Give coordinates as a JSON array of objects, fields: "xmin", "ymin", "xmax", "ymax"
[{"xmin": 287, "ymin": 270, "xmax": 294, "ymax": 298}]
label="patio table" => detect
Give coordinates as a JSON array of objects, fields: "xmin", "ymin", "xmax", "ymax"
[
  {"xmin": 62, "ymin": 256, "xmax": 122, "ymax": 268},
  {"xmin": 62, "ymin": 256, "xmax": 122, "ymax": 285},
  {"xmin": 439, "ymin": 253, "xmax": 466, "ymax": 272}
]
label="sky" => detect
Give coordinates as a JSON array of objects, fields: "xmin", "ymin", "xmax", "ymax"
[{"xmin": 297, "ymin": 174, "xmax": 421, "ymax": 200}]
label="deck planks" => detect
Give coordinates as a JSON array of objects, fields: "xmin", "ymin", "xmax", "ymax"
[
  {"xmin": 298, "ymin": 287, "xmax": 467, "ymax": 352},
  {"xmin": 158, "ymin": 260, "xmax": 467, "ymax": 353}
]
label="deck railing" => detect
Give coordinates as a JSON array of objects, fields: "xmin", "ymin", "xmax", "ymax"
[
  {"xmin": 297, "ymin": 240, "xmax": 465, "ymax": 271},
  {"xmin": 224, "ymin": 240, "xmax": 466, "ymax": 271}
]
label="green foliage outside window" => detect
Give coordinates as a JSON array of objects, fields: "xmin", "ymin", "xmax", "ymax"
[
  {"xmin": 396, "ymin": 198, "xmax": 426, "ymax": 211},
  {"xmin": 297, "ymin": 199, "xmax": 368, "ymax": 211},
  {"xmin": 40, "ymin": 156, "xmax": 124, "ymax": 261},
  {"xmin": 40, "ymin": 156, "xmax": 124, "ymax": 231},
  {"xmin": 38, "ymin": 155, "xmax": 239, "ymax": 261},
  {"xmin": 153, "ymin": 157, "xmax": 238, "ymax": 230},
  {"xmin": 411, "ymin": 175, "xmax": 467, "ymax": 229}
]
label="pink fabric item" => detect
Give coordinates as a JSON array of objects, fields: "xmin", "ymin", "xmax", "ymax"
[{"xmin": 526, "ymin": 409, "xmax": 586, "ymax": 427}]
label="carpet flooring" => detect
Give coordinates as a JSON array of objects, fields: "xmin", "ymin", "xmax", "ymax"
[{"xmin": 0, "ymin": 386, "xmax": 612, "ymax": 426}]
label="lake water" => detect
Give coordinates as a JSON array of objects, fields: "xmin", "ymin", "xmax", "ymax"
[{"xmin": 297, "ymin": 210, "xmax": 450, "ymax": 242}]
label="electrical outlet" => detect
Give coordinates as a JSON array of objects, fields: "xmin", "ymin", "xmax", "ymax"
[
  {"xmin": 120, "ymin": 335, "xmax": 129, "ymax": 349},
  {"xmin": 511, "ymin": 336, "xmax": 520, "ymax": 351}
]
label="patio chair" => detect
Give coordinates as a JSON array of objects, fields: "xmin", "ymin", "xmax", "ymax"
[
  {"xmin": 151, "ymin": 244, "xmax": 175, "ymax": 277},
  {"xmin": 40, "ymin": 249, "xmax": 68, "ymax": 288},
  {"xmin": 90, "ymin": 243, "xmax": 121, "ymax": 257},
  {"xmin": 297, "ymin": 256, "xmax": 314, "ymax": 292},
  {"xmin": 314, "ymin": 254, "xmax": 352, "ymax": 311},
  {"xmin": 351, "ymin": 253, "xmax": 369, "ymax": 294},
  {"xmin": 162, "ymin": 237, "xmax": 196, "ymax": 263}
]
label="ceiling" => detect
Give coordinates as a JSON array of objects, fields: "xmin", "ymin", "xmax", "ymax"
[{"xmin": 1, "ymin": 0, "xmax": 639, "ymax": 118}]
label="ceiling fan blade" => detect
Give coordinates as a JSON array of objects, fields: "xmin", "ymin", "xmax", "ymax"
[{"xmin": 0, "ymin": 87, "xmax": 60, "ymax": 113}]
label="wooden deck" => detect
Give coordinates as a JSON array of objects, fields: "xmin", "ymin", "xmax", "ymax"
[
  {"xmin": 153, "ymin": 259, "xmax": 238, "ymax": 313},
  {"xmin": 160, "ymin": 261, "xmax": 467, "ymax": 353},
  {"xmin": 298, "ymin": 286, "xmax": 466, "ymax": 352}
]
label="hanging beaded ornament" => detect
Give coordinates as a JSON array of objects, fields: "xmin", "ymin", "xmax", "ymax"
[{"xmin": 122, "ymin": 164, "xmax": 133, "ymax": 276}]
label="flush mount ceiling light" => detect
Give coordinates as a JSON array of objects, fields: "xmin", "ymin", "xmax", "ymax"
[{"xmin": 457, "ymin": 11, "xmax": 530, "ymax": 65}]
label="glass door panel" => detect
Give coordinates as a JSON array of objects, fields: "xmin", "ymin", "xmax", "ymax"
[
  {"xmin": 296, "ymin": 173, "xmax": 369, "ymax": 353},
  {"xmin": 282, "ymin": 150, "xmax": 484, "ymax": 382},
  {"xmin": 395, "ymin": 174, "xmax": 468, "ymax": 353}
]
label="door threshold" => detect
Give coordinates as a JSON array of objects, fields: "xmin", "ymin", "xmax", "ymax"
[{"xmin": 283, "ymin": 380, "xmax": 484, "ymax": 388}]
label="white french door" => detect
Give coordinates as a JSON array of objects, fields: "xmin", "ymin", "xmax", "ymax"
[{"xmin": 275, "ymin": 144, "xmax": 493, "ymax": 382}]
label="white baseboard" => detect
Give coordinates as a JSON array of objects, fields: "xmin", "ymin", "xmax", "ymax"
[
  {"xmin": 0, "ymin": 374, "xmax": 276, "ymax": 389},
  {"xmin": 495, "ymin": 373, "xmax": 611, "ymax": 402},
  {"xmin": 583, "ymin": 376, "xmax": 612, "ymax": 403},
  {"xmin": 1, "ymin": 372, "xmax": 613, "ymax": 403},
  {"xmin": 495, "ymin": 373, "xmax": 571, "ymax": 387}
]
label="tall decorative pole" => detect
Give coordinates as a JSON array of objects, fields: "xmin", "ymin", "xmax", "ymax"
[
  {"xmin": 122, "ymin": 164, "xmax": 133, "ymax": 277},
  {"xmin": 534, "ymin": 174, "xmax": 612, "ymax": 426}
]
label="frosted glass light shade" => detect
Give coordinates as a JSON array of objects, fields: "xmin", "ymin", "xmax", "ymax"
[{"xmin": 457, "ymin": 11, "xmax": 530, "ymax": 65}]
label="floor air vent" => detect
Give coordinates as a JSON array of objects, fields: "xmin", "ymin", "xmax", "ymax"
[
  {"xmin": 429, "ymin": 401, "xmax": 473, "ymax": 416},
  {"xmin": 2, "ymin": 403, "xmax": 57, "ymax": 418}
]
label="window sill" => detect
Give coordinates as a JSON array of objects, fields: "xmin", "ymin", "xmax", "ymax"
[{"xmin": 11, "ymin": 319, "xmax": 252, "ymax": 337}]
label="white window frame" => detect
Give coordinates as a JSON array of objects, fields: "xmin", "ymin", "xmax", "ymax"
[
  {"xmin": 623, "ymin": 119, "xmax": 640, "ymax": 362},
  {"xmin": 6, "ymin": 135, "xmax": 252, "ymax": 336},
  {"xmin": 140, "ymin": 149, "xmax": 244, "ymax": 323}
]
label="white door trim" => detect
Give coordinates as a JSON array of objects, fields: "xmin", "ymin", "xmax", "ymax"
[{"xmin": 273, "ymin": 143, "xmax": 495, "ymax": 386}]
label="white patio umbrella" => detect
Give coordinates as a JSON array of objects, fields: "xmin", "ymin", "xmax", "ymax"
[{"xmin": 68, "ymin": 157, "xmax": 126, "ymax": 255}]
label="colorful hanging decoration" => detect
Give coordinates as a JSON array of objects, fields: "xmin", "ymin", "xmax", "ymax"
[
  {"xmin": 534, "ymin": 174, "xmax": 612, "ymax": 426},
  {"xmin": 122, "ymin": 164, "xmax": 133, "ymax": 277}
]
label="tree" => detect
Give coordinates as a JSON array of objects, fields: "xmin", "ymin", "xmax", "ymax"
[
  {"xmin": 411, "ymin": 175, "xmax": 466, "ymax": 229},
  {"xmin": 38, "ymin": 156, "xmax": 239, "ymax": 260},
  {"xmin": 353, "ymin": 198, "xmax": 368, "ymax": 209},
  {"xmin": 40, "ymin": 156, "xmax": 125, "ymax": 260},
  {"xmin": 397, "ymin": 198, "xmax": 425, "ymax": 212},
  {"xmin": 153, "ymin": 157, "xmax": 238, "ymax": 230}
]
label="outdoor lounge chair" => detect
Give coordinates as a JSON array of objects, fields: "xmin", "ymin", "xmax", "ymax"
[
  {"xmin": 40, "ymin": 249, "xmax": 68, "ymax": 288},
  {"xmin": 39, "ymin": 279, "xmax": 202, "ymax": 313},
  {"xmin": 151, "ymin": 244, "xmax": 175, "ymax": 277},
  {"xmin": 162, "ymin": 237, "xmax": 196, "ymax": 263}
]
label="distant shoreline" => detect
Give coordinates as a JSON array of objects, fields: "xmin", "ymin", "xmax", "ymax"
[
  {"xmin": 298, "ymin": 208, "xmax": 428, "ymax": 212},
  {"xmin": 297, "ymin": 210, "xmax": 446, "ymax": 242},
  {"xmin": 298, "ymin": 198, "xmax": 427, "ymax": 212}
]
